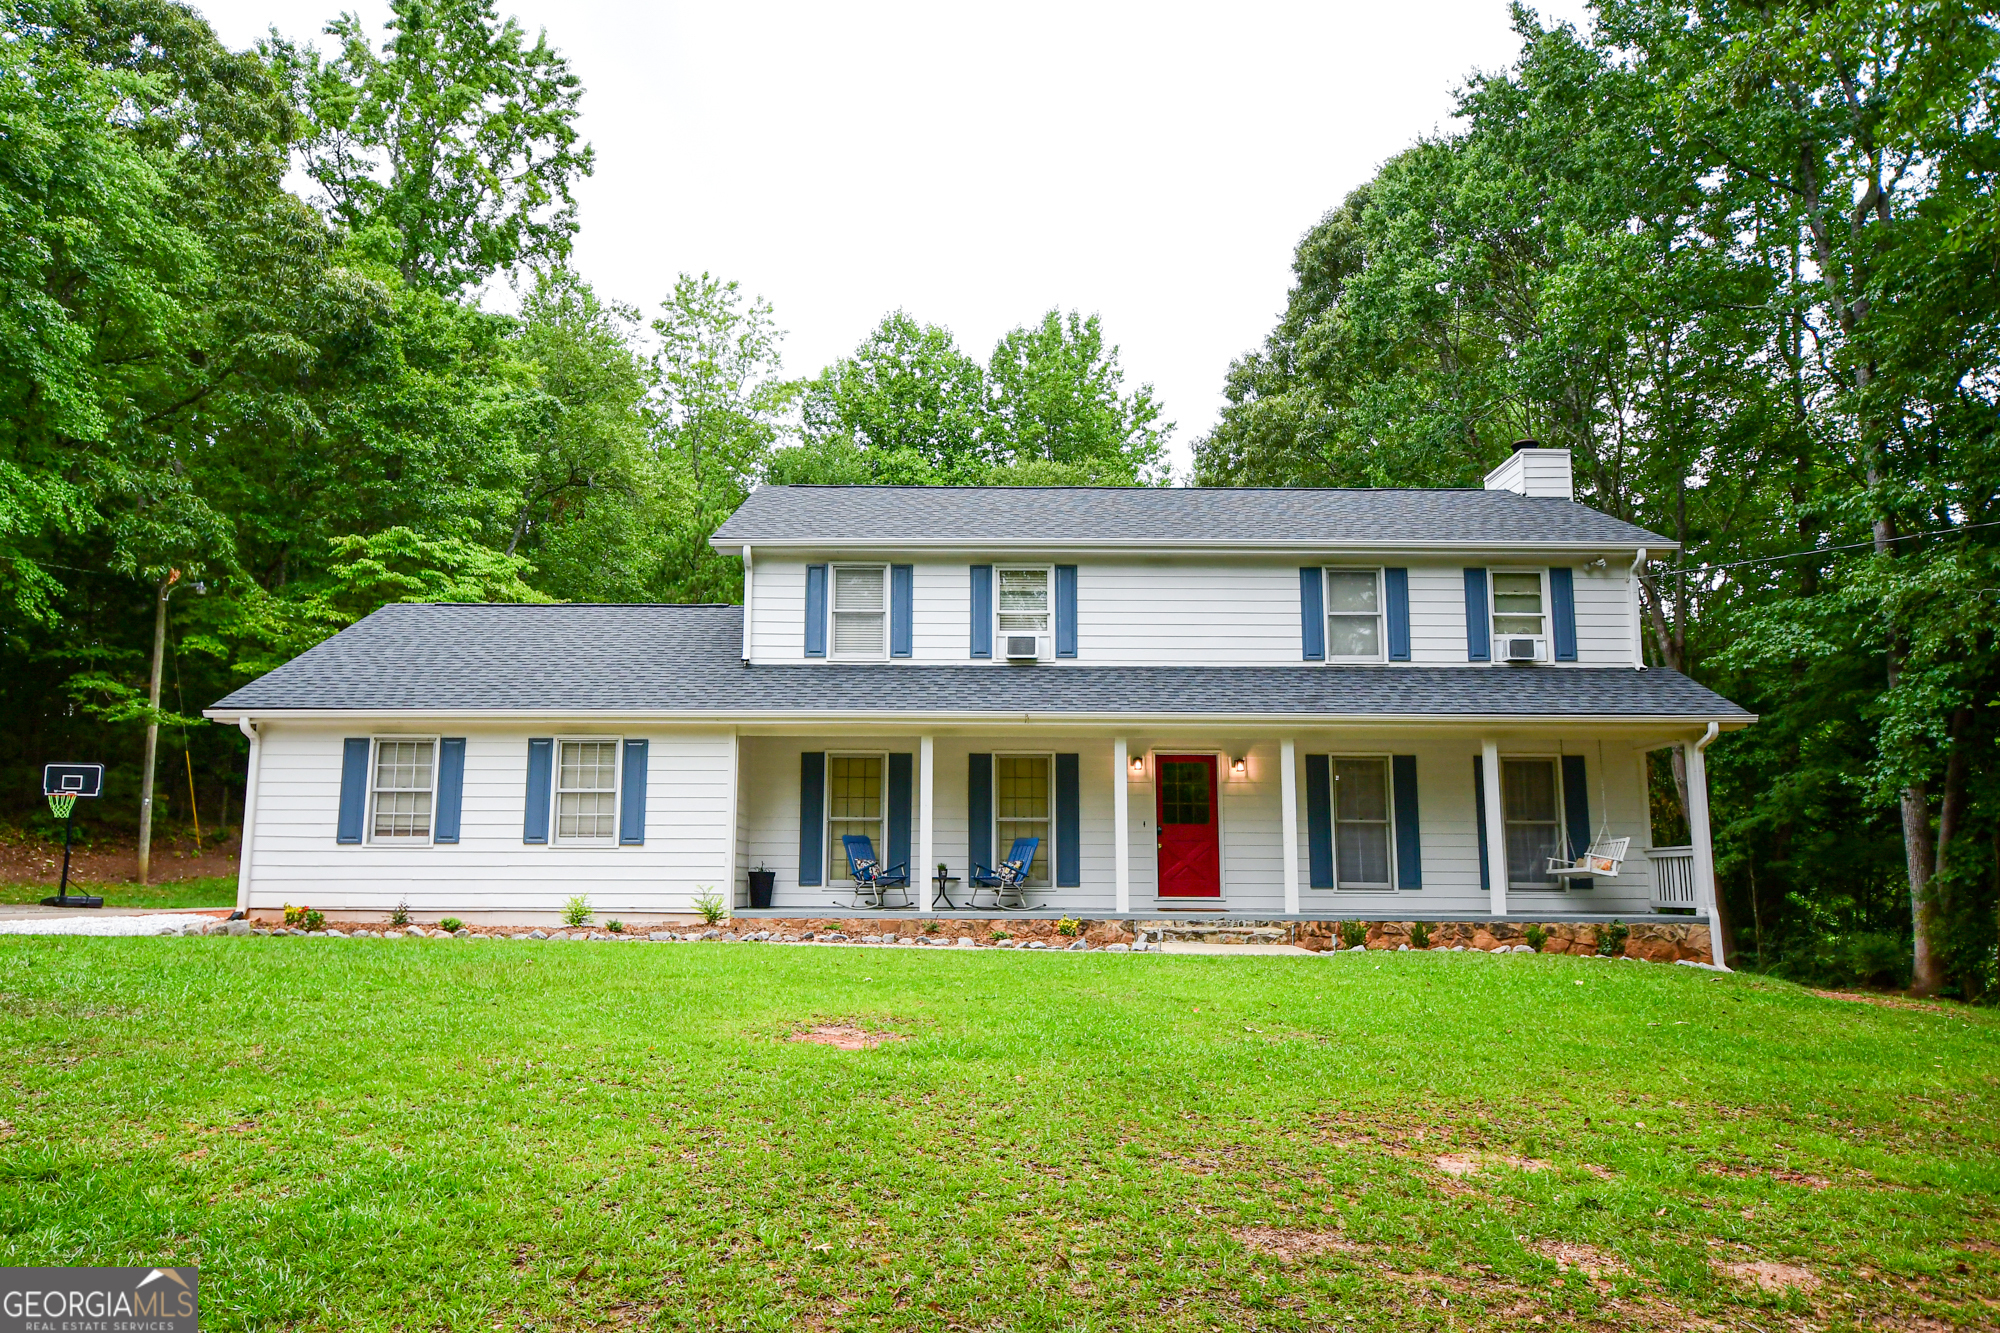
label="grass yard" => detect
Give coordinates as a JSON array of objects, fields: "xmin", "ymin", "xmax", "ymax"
[
  {"xmin": 0, "ymin": 876, "xmax": 236, "ymax": 909},
  {"xmin": 1, "ymin": 941, "xmax": 1995, "ymax": 1332}
]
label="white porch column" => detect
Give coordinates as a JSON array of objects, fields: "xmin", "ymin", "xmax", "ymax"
[
  {"xmin": 1682, "ymin": 731, "xmax": 1726, "ymax": 968},
  {"xmin": 722, "ymin": 728, "xmax": 741, "ymax": 908},
  {"xmin": 1113, "ymin": 738, "xmax": 1131, "ymax": 914},
  {"xmin": 1280, "ymin": 738, "xmax": 1300, "ymax": 915},
  {"xmin": 1480, "ymin": 738, "xmax": 1508, "ymax": 916},
  {"xmin": 918, "ymin": 735, "xmax": 935, "ymax": 914},
  {"xmin": 234, "ymin": 717, "xmax": 261, "ymax": 914}
]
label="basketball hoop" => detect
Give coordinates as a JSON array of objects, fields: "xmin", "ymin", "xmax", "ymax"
[{"xmin": 39, "ymin": 763, "xmax": 104, "ymax": 909}]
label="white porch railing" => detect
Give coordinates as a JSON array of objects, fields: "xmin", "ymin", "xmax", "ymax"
[{"xmin": 1646, "ymin": 845, "xmax": 1697, "ymax": 910}]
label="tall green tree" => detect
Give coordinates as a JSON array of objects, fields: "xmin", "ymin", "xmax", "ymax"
[{"xmin": 987, "ymin": 310, "xmax": 1171, "ymax": 484}]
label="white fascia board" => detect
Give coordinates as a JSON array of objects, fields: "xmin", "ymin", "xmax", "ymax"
[
  {"xmin": 708, "ymin": 537, "xmax": 1677, "ymax": 557},
  {"xmin": 206, "ymin": 707, "xmax": 1754, "ymax": 729}
]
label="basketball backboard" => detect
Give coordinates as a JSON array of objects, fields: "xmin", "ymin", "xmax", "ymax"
[{"xmin": 43, "ymin": 763, "xmax": 104, "ymax": 798}]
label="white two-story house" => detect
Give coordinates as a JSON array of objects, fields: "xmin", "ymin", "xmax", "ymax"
[{"xmin": 208, "ymin": 447, "xmax": 1751, "ymax": 954}]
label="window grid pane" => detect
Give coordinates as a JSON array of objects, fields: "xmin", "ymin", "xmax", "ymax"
[
  {"xmin": 828, "ymin": 756, "xmax": 884, "ymax": 878},
  {"xmin": 557, "ymin": 741, "xmax": 619, "ymax": 841},
  {"xmin": 1160, "ymin": 761, "xmax": 1211, "ymax": 825},
  {"xmin": 1501, "ymin": 758, "xmax": 1561, "ymax": 887},
  {"xmin": 1334, "ymin": 758, "xmax": 1391, "ymax": 886},
  {"xmin": 372, "ymin": 740, "xmax": 434, "ymax": 840},
  {"xmin": 995, "ymin": 755, "xmax": 1050, "ymax": 886},
  {"xmin": 1492, "ymin": 572, "xmax": 1545, "ymax": 636}
]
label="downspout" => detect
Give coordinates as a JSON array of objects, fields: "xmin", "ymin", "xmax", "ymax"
[
  {"xmin": 1696, "ymin": 720, "xmax": 1719, "ymax": 755},
  {"xmin": 741, "ymin": 545, "xmax": 753, "ymax": 667},
  {"xmin": 234, "ymin": 717, "xmax": 261, "ymax": 916},
  {"xmin": 1628, "ymin": 547, "xmax": 1648, "ymax": 669}
]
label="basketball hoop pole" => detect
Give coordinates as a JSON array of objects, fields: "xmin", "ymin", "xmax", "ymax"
[{"xmin": 55, "ymin": 800, "xmax": 75, "ymax": 905}]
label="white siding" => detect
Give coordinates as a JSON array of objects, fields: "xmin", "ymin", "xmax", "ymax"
[
  {"xmin": 749, "ymin": 559, "xmax": 807, "ymax": 661},
  {"xmin": 1407, "ymin": 564, "xmax": 1473, "ymax": 664},
  {"xmin": 1573, "ymin": 563, "xmax": 1636, "ymax": 665},
  {"xmin": 246, "ymin": 723, "xmax": 734, "ymax": 921},
  {"xmin": 1075, "ymin": 564, "xmax": 1301, "ymax": 665}
]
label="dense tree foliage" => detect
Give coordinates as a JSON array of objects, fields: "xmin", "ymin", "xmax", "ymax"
[{"xmin": 1196, "ymin": 2, "xmax": 2000, "ymax": 996}]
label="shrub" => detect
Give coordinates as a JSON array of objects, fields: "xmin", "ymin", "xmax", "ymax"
[
  {"xmin": 390, "ymin": 900, "xmax": 410, "ymax": 927},
  {"xmin": 607, "ymin": 920, "xmax": 624, "ymax": 934},
  {"xmin": 283, "ymin": 903, "xmax": 306, "ymax": 928},
  {"xmin": 1407, "ymin": 920, "xmax": 1431, "ymax": 950},
  {"xmin": 1338, "ymin": 920, "xmax": 1368, "ymax": 949},
  {"xmin": 563, "ymin": 896, "xmax": 594, "ymax": 928},
  {"xmin": 302, "ymin": 909, "xmax": 326, "ymax": 933},
  {"xmin": 440, "ymin": 917, "xmax": 463, "ymax": 933},
  {"xmin": 990, "ymin": 930, "xmax": 1011, "ymax": 942},
  {"xmin": 691, "ymin": 890, "xmax": 726, "ymax": 925},
  {"xmin": 1840, "ymin": 932, "xmax": 1907, "ymax": 988},
  {"xmin": 922, "ymin": 919, "xmax": 941, "ymax": 935},
  {"xmin": 1524, "ymin": 924, "xmax": 1549, "ymax": 953},
  {"xmin": 1056, "ymin": 917, "xmax": 1083, "ymax": 938},
  {"xmin": 1596, "ymin": 920, "xmax": 1630, "ymax": 957}
]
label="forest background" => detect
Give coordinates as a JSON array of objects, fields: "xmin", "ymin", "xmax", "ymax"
[{"xmin": 3, "ymin": 0, "xmax": 1996, "ymax": 997}]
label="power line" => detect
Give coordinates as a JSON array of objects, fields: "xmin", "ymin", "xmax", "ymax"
[{"xmin": 1658, "ymin": 518, "xmax": 2000, "ymax": 580}]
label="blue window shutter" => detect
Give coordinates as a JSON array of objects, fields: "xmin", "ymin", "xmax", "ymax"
[
  {"xmin": 890, "ymin": 564, "xmax": 914, "ymax": 658},
  {"xmin": 1299, "ymin": 568, "xmax": 1324, "ymax": 661},
  {"xmin": 1562, "ymin": 754, "xmax": 1591, "ymax": 866},
  {"xmin": 337, "ymin": 738, "xmax": 370, "ymax": 844},
  {"xmin": 887, "ymin": 752, "xmax": 912, "ymax": 870},
  {"xmin": 1055, "ymin": 753, "xmax": 1080, "ymax": 886},
  {"xmin": 968, "ymin": 753, "xmax": 992, "ymax": 869},
  {"xmin": 1392, "ymin": 754, "xmax": 1421, "ymax": 889},
  {"xmin": 969, "ymin": 565, "xmax": 992, "ymax": 658},
  {"xmin": 1304, "ymin": 753, "xmax": 1334, "ymax": 888},
  {"xmin": 1550, "ymin": 566, "xmax": 1578, "ymax": 661},
  {"xmin": 804, "ymin": 564, "xmax": 827, "ymax": 657},
  {"xmin": 1055, "ymin": 565, "xmax": 1078, "ymax": 658},
  {"xmin": 619, "ymin": 739, "xmax": 649, "ymax": 845},
  {"xmin": 1385, "ymin": 567, "xmax": 1411, "ymax": 661},
  {"xmin": 1464, "ymin": 569, "xmax": 1491, "ymax": 662},
  {"xmin": 523, "ymin": 738, "xmax": 553, "ymax": 844},
  {"xmin": 434, "ymin": 738, "xmax": 466, "ymax": 844},
  {"xmin": 1472, "ymin": 755, "xmax": 1489, "ymax": 891},
  {"xmin": 798, "ymin": 753, "xmax": 825, "ymax": 885}
]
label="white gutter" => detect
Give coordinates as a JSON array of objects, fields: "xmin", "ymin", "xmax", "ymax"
[
  {"xmin": 740, "ymin": 545, "xmax": 753, "ymax": 666},
  {"xmin": 1629, "ymin": 546, "xmax": 1648, "ymax": 669},
  {"xmin": 711, "ymin": 538, "xmax": 1677, "ymax": 556},
  {"xmin": 207, "ymin": 707, "xmax": 1755, "ymax": 728},
  {"xmin": 234, "ymin": 717, "xmax": 261, "ymax": 915}
]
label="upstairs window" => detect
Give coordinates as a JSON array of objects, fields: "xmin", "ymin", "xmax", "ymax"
[
  {"xmin": 556, "ymin": 739, "xmax": 620, "ymax": 844},
  {"xmin": 996, "ymin": 566, "xmax": 1051, "ymax": 658},
  {"xmin": 1325, "ymin": 569, "xmax": 1383, "ymax": 661},
  {"xmin": 831, "ymin": 565, "xmax": 887, "ymax": 659},
  {"xmin": 1491, "ymin": 571, "xmax": 1546, "ymax": 639},
  {"xmin": 371, "ymin": 739, "xmax": 435, "ymax": 842}
]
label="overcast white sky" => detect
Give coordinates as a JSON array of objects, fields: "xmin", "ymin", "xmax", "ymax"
[{"xmin": 190, "ymin": 0, "xmax": 1592, "ymax": 474}]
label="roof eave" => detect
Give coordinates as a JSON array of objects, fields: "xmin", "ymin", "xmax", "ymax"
[
  {"xmin": 708, "ymin": 536, "xmax": 1678, "ymax": 555},
  {"xmin": 206, "ymin": 706, "xmax": 1753, "ymax": 727}
]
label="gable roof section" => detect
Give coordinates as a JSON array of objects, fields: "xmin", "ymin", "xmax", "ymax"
[
  {"xmin": 708, "ymin": 486, "xmax": 1674, "ymax": 551},
  {"xmin": 208, "ymin": 603, "xmax": 1750, "ymax": 722}
]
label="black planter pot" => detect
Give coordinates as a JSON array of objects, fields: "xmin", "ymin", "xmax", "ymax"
[{"xmin": 747, "ymin": 870, "xmax": 776, "ymax": 909}]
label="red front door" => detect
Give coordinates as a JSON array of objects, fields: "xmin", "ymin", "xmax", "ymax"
[{"xmin": 1155, "ymin": 755, "xmax": 1221, "ymax": 897}]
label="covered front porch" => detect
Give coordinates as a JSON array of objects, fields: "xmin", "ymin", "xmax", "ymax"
[{"xmin": 729, "ymin": 721, "xmax": 1725, "ymax": 958}]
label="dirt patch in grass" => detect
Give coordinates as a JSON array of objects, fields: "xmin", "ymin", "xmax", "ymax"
[
  {"xmin": 1435, "ymin": 1153, "xmax": 1552, "ymax": 1177},
  {"xmin": 1716, "ymin": 1259, "xmax": 1819, "ymax": 1292},
  {"xmin": 1530, "ymin": 1240, "xmax": 1628, "ymax": 1280},
  {"xmin": 1809, "ymin": 989, "xmax": 1965, "ymax": 1017},
  {"xmin": 1233, "ymin": 1226, "xmax": 1372, "ymax": 1261},
  {"xmin": 1703, "ymin": 1161, "xmax": 1832, "ymax": 1189},
  {"xmin": 788, "ymin": 1023, "xmax": 905, "ymax": 1050}
]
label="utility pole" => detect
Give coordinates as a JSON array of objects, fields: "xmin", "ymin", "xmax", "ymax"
[{"xmin": 136, "ymin": 569, "xmax": 178, "ymax": 886}]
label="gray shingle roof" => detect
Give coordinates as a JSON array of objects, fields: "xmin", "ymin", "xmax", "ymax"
[
  {"xmin": 207, "ymin": 604, "xmax": 1751, "ymax": 721},
  {"xmin": 708, "ymin": 486, "xmax": 1673, "ymax": 550}
]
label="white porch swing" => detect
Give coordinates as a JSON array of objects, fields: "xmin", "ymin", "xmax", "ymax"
[{"xmin": 1546, "ymin": 740, "xmax": 1630, "ymax": 879}]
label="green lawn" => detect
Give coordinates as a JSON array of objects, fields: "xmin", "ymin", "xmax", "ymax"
[
  {"xmin": 1, "ymin": 941, "xmax": 1993, "ymax": 1331},
  {"xmin": 0, "ymin": 875, "xmax": 234, "ymax": 909}
]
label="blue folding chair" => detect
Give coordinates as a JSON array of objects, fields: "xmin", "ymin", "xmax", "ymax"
[
  {"xmin": 842, "ymin": 834, "xmax": 912, "ymax": 909},
  {"xmin": 970, "ymin": 836, "xmax": 1041, "ymax": 910}
]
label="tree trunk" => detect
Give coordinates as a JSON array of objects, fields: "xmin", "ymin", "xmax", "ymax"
[
  {"xmin": 136, "ymin": 578, "xmax": 171, "ymax": 886},
  {"xmin": 1903, "ymin": 781, "xmax": 1940, "ymax": 995}
]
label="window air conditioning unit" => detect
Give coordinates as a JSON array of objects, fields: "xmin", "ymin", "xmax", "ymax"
[
  {"xmin": 1004, "ymin": 634, "xmax": 1041, "ymax": 661},
  {"xmin": 1504, "ymin": 636, "xmax": 1546, "ymax": 663}
]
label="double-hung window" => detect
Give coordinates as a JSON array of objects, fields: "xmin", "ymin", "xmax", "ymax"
[
  {"xmin": 556, "ymin": 739, "xmax": 620, "ymax": 844},
  {"xmin": 996, "ymin": 567, "xmax": 1051, "ymax": 659},
  {"xmin": 1325, "ymin": 569, "xmax": 1384, "ymax": 662},
  {"xmin": 1490, "ymin": 571, "xmax": 1547, "ymax": 639},
  {"xmin": 1501, "ymin": 757, "xmax": 1562, "ymax": 889},
  {"xmin": 1333, "ymin": 757, "xmax": 1392, "ymax": 888},
  {"xmin": 826, "ymin": 753, "xmax": 885, "ymax": 879},
  {"xmin": 994, "ymin": 753, "xmax": 1052, "ymax": 886},
  {"xmin": 831, "ymin": 565, "xmax": 888, "ymax": 659},
  {"xmin": 371, "ymin": 738, "xmax": 436, "ymax": 843}
]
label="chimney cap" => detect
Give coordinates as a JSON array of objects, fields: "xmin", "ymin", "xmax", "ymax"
[{"xmin": 1512, "ymin": 438, "xmax": 1541, "ymax": 452}]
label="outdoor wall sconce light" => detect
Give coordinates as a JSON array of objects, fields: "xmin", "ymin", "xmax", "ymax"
[
  {"xmin": 1230, "ymin": 756, "xmax": 1247, "ymax": 777},
  {"xmin": 1129, "ymin": 756, "xmax": 1146, "ymax": 778}
]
